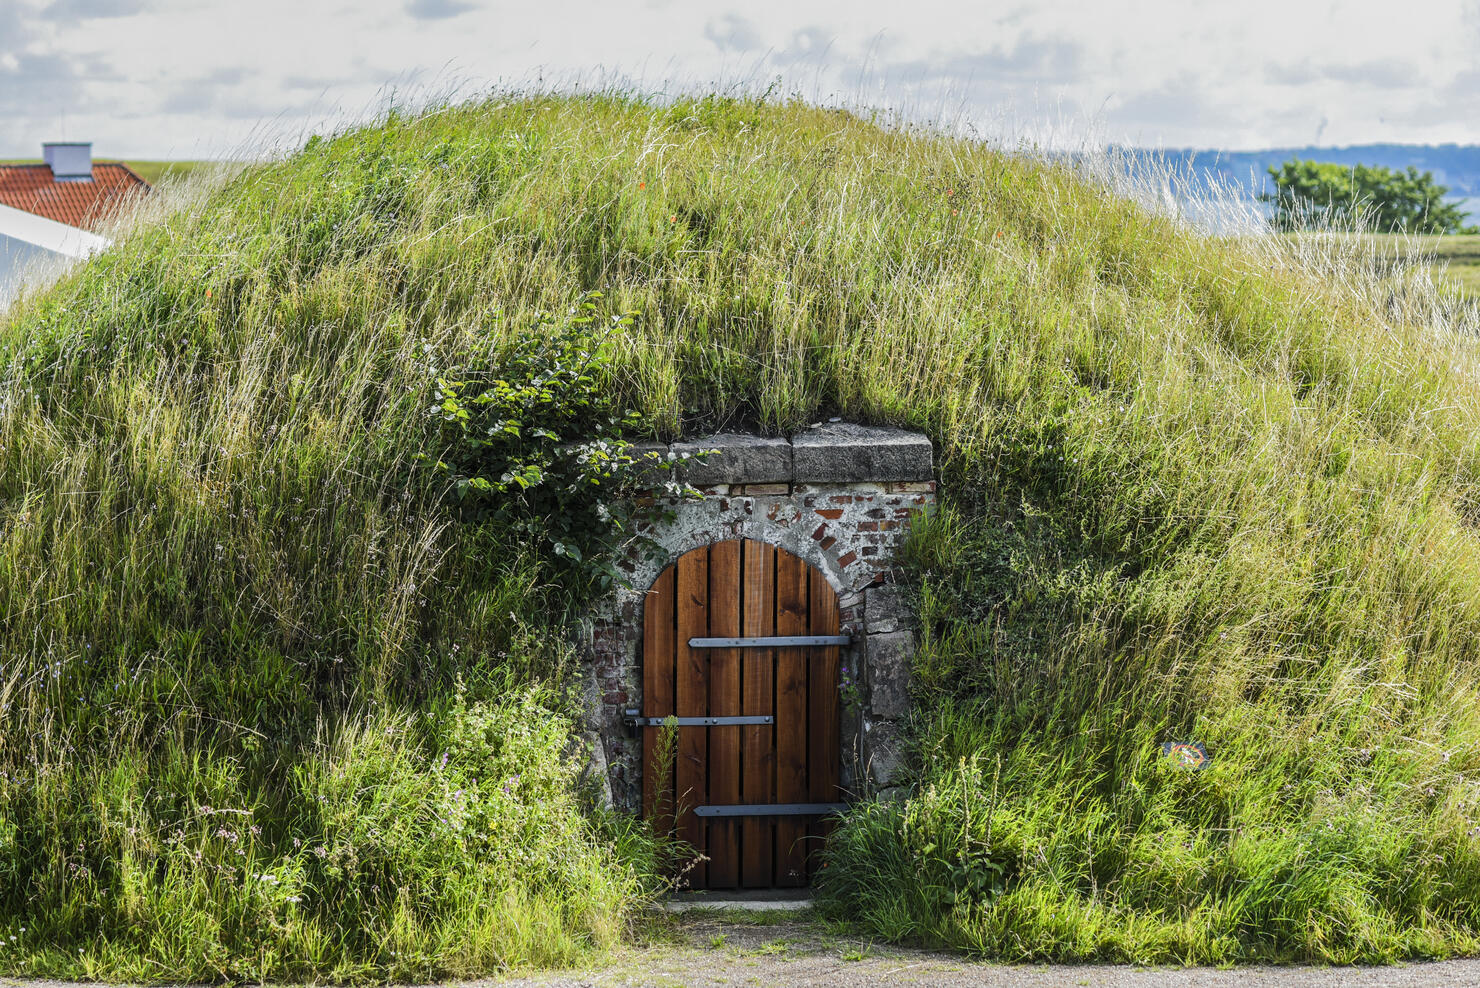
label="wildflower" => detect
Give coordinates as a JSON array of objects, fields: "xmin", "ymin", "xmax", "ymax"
[
  {"xmin": 638, "ymin": 182, "xmax": 646, "ymax": 189},
  {"xmin": 669, "ymin": 215, "xmax": 676, "ymax": 223}
]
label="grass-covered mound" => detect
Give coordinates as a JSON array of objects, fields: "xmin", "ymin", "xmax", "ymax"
[{"xmin": 4, "ymin": 92, "xmax": 1480, "ymax": 974}]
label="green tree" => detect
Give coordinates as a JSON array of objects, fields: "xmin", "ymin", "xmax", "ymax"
[{"xmin": 1262, "ymin": 158, "xmax": 1474, "ymax": 234}]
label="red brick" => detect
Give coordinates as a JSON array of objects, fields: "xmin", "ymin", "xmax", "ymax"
[
  {"xmin": 857, "ymin": 521, "xmax": 879, "ymax": 532},
  {"xmin": 819, "ymin": 537, "xmax": 837, "ymax": 550},
  {"xmin": 830, "ymin": 495, "xmax": 855, "ymax": 505},
  {"xmin": 817, "ymin": 508, "xmax": 844, "ymax": 520},
  {"xmin": 838, "ymin": 551, "xmax": 858, "ymax": 567},
  {"xmin": 812, "ymin": 524, "xmax": 829, "ymax": 541}
]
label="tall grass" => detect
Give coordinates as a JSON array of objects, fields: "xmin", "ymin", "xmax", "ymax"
[{"xmin": 2, "ymin": 89, "xmax": 1480, "ymax": 972}]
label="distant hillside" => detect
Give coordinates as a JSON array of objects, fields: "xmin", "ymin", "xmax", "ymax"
[{"xmin": 1137, "ymin": 143, "xmax": 1480, "ymax": 197}]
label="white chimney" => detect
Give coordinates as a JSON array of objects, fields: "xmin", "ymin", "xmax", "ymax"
[{"xmin": 42, "ymin": 142, "xmax": 93, "ymax": 182}]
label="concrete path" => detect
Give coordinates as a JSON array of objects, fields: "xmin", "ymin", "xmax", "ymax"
[{"xmin": 493, "ymin": 916, "xmax": 1480, "ymax": 988}]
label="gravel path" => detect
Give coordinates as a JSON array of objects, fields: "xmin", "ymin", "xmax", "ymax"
[{"xmin": 491, "ymin": 916, "xmax": 1480, "ymax": 988}]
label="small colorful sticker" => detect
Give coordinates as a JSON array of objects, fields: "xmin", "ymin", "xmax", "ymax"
[{"xmin": 1161, "ymin": 741, "xmax": 1210, "ymax": 770}]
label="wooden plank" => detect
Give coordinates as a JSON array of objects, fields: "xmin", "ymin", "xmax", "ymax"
[
  {"xmin": 740, "ymin": 539, "xmax": 776, "ymax": 888},
  {"xmin": 675, "ymin": 546, "xmax": 710, "ymax": 889},
  {"xmin": 705, "ymin": 540, "xmax": 742, "ymax": 888},
  {"xmin": 774, "ymin": 550, "xmax": 809, "ymax": 887},
  {"xmin": 807, "ymin": 573, "xmax": 841, "ymax": 880},
  {"xmin": 642, "ymin": 566, "xmax": 676, "ymax": 836}
]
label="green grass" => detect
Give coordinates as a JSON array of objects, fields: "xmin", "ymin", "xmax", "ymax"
[
  {"xmin": 5, "ymin": 90, "xmax": 1480, "ymax": 975},
  {"xmin": 1389, "ymin": 233, "xmax": 1480, "ymax": 296},
  {"xmin": 1298, "ymin": 232, "xmax": 1480, "ymax": 298},
  {"xmin": 120, "ymin": 160, "xmax": 215, "ymax": 185}
]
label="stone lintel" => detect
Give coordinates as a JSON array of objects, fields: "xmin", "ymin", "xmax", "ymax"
[
  {"xmin": 791, "ymin": 423, "xmax": 934, "ymax": 483},
  {"xmin": 673, "ymin": 433, "xmax": 793, "ymax": 486}
]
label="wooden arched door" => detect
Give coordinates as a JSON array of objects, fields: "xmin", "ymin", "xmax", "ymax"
[{"xmin": 639, "ymin": 539, "xmax": 846, "ymax": 889}]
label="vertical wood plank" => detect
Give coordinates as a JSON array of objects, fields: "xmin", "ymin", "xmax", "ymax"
[
  {"xmin": 675, "ymin": 547, "xmax": 709, "ymax": 889},
  {"xmin": 706, "ymin": 540, "xmax": 742, "ymax": 888},
  {"xmin": 774, "ymin": 550, "xmax": 810, "ymax": 887},
  {"xmin": 641, "ymin": 566, "xmax": 676, "ymax": 836},
  {"xmin": 740, "ymin": 539, "xmax": 776, "ymax": 888},
  {"xmin": 807, "ymin": 574, "xmax": 841, "ymax": 880}
]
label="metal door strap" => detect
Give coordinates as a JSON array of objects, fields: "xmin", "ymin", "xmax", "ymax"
[
  {"xmin": 626, "ymin": 714, "xmax": 775, "ymax": 727},
  {"xmin": 688, "ymin": 635, "xmax": 851, "ymax": 648},
  {"xmin": 694, "ymin": 803, "xmax": 848, "ymax": 817}
]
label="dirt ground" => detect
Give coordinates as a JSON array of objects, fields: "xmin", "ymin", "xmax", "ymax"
[{"xmin": 490, "ymin": 914, "xmax": 1480, "ymax": 988}]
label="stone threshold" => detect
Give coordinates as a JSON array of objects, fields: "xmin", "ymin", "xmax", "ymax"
[{"xmin": 659, "ymin": 888, "xmax": 816, "ymax": 912}]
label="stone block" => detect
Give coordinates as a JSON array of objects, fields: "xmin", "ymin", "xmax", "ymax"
[
  {"xmin": 791, "ymin": 423, "xmax": 933, "ymax": 483},
  {"xmin": 865, "ymin": 585, "xmax": 914, "ymax": 634},
  {"xmin": 862, "ymin": 719, "xmax": 907, "ymax": 788},
  {"xmin": 866, "ymin": 630, "xmax": 915, "ymax": 718},
  {"xmin": 674, "ymin": 433, "xmax": 792, "ymax": 486}
]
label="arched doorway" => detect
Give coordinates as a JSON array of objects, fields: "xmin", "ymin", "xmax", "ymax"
[{"xmin": 639, "ymin": 539, "xmax": 846, "ymax": 889}]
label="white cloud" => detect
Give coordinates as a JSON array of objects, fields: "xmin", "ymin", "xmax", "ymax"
[{"xmin": 0, "ymin": 0, "xmax": 1475, "ymax": 159}]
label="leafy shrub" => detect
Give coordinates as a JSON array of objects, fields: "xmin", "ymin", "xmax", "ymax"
[{"xmin": 429, "ymin": 293, "xmax": 690, "ymax": 591}]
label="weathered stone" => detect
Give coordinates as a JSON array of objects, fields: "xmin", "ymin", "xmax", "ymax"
[
  {"xmin": 866, "ymin": 630, "xmax": 915, "ymax": 718},
  {"xmin": 791, "ymin": 423, "xmax": 933, "ymax": 483},
  {"xmin": 862, "ymin": 719, "xmax": 908, "ymax": 788},
  {"xmin": 674, "ymin": 433, "xmax": 792, "ymax": 485},
  {"xmin": 865, "ymin": 585, "xmax": 913, "ymax": 634}
]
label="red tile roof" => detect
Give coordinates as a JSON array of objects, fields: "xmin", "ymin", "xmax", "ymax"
[{"xmin": 0, "ymin": 163, "xmax": 150, "ymax": 231}]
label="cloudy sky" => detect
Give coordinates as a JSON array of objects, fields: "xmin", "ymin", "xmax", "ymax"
[{"xmin": 1, "ymin": 0, "xmax": 1477, "ymax": 159}]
